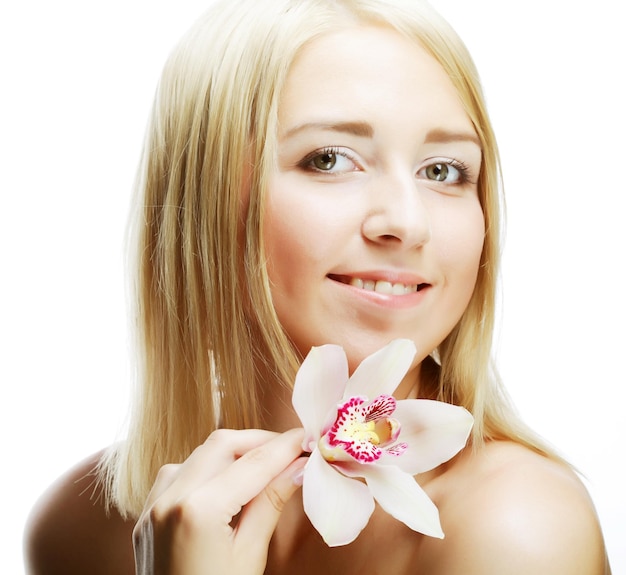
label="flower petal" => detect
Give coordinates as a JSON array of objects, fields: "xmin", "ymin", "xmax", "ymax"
[
  {"xmin": 293, "ymin": 345, "xmax": 349, "ymax": 447},
  {"xmin": 363, "ymin": 464, "xmax": 444, "ymax": 539},
  {"xmin": 302, "ymin": 448, "xmax": 375, "ymax": 547},
  {"xmin": 384, "ymin": 399, "xmax": 473, "ymax": 474},
  {"xmin": 345, "ymin": 339, "xmax": 416, "ymax": 399}
]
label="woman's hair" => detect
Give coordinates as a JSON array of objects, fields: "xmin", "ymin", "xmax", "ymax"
[{"xmin": 101, "ymin": 0, "xmax": 559, "ymax": 518}]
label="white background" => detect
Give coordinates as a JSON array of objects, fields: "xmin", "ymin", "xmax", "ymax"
[{"xmin": 1, "ymin": 1, "xmax": 624, "ymax": 572}]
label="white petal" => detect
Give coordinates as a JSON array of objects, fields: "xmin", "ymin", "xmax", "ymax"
[
  {"xmin": 385, "ymin": 400, "xmax": 473, "ymax": 474},
  {"xmin": 363, "ymin": 464, "xmax": 444, "ymax": 538},
  {"xmin": 302, "ymin": 449, "xmax": 375, "ymax": 547},
  {"xmin": 292, "ymin": 345, "xmax": 349, "ymax": 446},
  {"xmin": 345, "ymin": 339, "xmax": 416, "ymax": 399}
]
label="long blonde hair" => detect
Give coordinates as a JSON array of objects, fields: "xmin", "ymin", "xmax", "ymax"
[{"xmin": 102, "ymin": 0, "xmax": 558, "ymax": 518}]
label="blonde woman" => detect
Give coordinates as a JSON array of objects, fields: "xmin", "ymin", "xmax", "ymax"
[{"xmin": 25, "ymin": 0, "xmax": 610, "ymax": 573}]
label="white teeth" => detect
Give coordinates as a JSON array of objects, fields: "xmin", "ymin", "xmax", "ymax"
[{"xmin": 348, "ymin": 277, "xmax": 419, "ymax": 294}]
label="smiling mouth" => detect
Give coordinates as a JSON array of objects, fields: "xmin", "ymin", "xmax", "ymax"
[{"xmin": 328, "ymin": 275, "xmax": 430, "ymax": 295}]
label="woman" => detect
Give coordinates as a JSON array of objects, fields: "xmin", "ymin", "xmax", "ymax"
[{"xmin": 24, "ymin": 0, "xmax": 610, "ymax": 573}]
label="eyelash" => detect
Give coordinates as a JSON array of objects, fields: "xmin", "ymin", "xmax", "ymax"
[{"xmin": 298, "ymin": 148, "xmax": 476, "ymax": 185}]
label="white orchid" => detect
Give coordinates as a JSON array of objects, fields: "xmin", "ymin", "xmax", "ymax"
[{"xmin": 292, "ymin": 339, "xmax": 474, "ymax": 547}]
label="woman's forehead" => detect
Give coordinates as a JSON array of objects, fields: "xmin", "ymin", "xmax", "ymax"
[{"xmin": 278, "ymin": 25, "xmax": 477, "ymax": 145}]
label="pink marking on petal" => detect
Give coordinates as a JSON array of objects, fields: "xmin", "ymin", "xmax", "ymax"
[
  {"xmin": 344, "ymin": 441, "xmax": 381, "ymax": 463},
  {"xmin": 385, "ymin": 442, "xmax": 408, "ymax": 456},
  {"xmin": 321, "ymin": 396, "xmax": 383, "ymax": 463},
  {"xmin": 364, "ymin": 395, "xmax": 396, "ymax": 422}
]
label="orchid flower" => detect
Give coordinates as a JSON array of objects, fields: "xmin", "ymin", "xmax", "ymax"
[{"xmin": 292, "ymin": 339, "xmax": 474, "ymax": 547}]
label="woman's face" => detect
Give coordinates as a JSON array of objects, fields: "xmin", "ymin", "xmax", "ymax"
[{"xmin": 265, "ymin": 25, "xmax": 485, "ymax": 379}]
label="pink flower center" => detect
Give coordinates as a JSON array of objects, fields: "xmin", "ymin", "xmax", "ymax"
[{"xmin": 318, "ymin": 394, "xmax": 407, "ymax": 464}]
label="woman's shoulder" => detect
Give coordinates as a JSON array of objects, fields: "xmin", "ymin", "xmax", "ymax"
[
  {"xmin": 426, "ymin": 440, "xmax": 610, "ymax": 574},
  {"xmin": 24, "ymin": 450, "xmax": 135, "ymax": 575}
]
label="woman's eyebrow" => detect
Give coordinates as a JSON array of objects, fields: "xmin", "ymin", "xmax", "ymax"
[
  {"xmin": 424, "ymin": 128, "xmax": 481, "ymax": 147},
  {"xmin": 282, "ymin": 120, "xmax": 374, "ymax": 140}
]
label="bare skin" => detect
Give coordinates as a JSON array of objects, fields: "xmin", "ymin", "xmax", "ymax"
[
  {"xmin": 24, "ymin": 452, "xmax": 134, "ymax": 575},
  {"xmin": 24, "ymin": 436, "xmax": 609, "ymax": 574}
]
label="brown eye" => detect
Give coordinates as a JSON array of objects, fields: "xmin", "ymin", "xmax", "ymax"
[
  {"xmin": 425, "ymin": 163, "xmax": 449, "ymax": 181},
  {"xmin": 313, "ymin": 152, "xmax": 337, "ymax": 171}
]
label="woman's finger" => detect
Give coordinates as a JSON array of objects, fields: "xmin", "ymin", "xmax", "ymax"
[
  {"xmin": 142, "ymin": 463, "xmax": 181, "ymax": 510},
  {"xmin": 168, "ymin": 429, "xmax": 306, "ymax": 574},
  {"xmin": 147, "ymin": 428, "xmax": 283, "ymax": 511},
  {"xmin": 235, "ymin": 455, "xmax": 307, "ymax": 555},
  {"xmin": 207, "ymin": 428, "xmax": 305, "ymax": 519}
]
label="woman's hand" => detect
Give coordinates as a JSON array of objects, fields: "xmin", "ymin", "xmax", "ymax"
[{"xmin": 133, "ymin": 428, "xmax": 307, "ymax": 575}]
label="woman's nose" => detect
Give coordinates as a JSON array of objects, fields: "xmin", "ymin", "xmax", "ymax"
[{"xmin": 361, "ymin": 172, "xmax": 431, "ymax": 249}]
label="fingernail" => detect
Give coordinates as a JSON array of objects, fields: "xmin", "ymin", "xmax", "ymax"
[{"xmin": 292, "ymin": 468, "xmax": 304, "ymax": 486}]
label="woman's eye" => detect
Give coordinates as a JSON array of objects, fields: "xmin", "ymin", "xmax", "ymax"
[
  {"xmin": 300, "ymin": 148, "xmax": 358, "ymax": 174},
  {"xmin": 418, "ymin": 162, "xmax": 468, "ymax": 184}
]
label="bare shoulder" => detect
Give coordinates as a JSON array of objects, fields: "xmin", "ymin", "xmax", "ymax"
[
  {"xmin": 425, "ymin": 441, "xmax": 610, "ymax": 575},
  {"xmin": 24, "ymin": 450, "xmax": 135, "ymax": 575}
]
